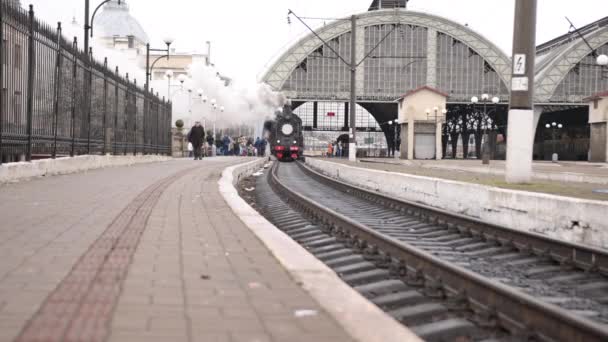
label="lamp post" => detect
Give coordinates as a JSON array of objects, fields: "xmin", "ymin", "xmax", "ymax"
[
  {"xmin": 545, "ymin": 122, "xmax": 563, "ymax": 162},
  {"xmin": 145, "ymin": 37, "xmax": 175, "ymax": 92},
  {"xmin": 84, "ymin": 0, "xmax": 123, "ymax": 60},
  {"xmin": 471, "ymin": 94, "xmax": 500, "ymax": 164},
  {"xmin": 165, "ymin": 70, "xmax": 173, "ymax": 98}
]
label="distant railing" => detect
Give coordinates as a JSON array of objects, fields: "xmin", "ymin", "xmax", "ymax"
[{"xmin": 0, "ymin": 1, "xmax": 172, "ymax": 164}]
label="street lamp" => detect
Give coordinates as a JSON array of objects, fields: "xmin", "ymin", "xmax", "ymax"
[
  {"xmin": 545, "ymin": 122, "xmax": 563, "ymax": 162},
  {"xmin": 471, "ymin": 94, "xmax": 500, "ymax": 165},
  {"xmin": 84, "ymin": 0, "xmax": 123, "ymax": 60},
  {"xmin": 145, "ymin": 37, "xmax": 175, "ymax": 91},
  {"xmin": 165, "ymin": 70, "xmax": 173, "ymax": 98}
]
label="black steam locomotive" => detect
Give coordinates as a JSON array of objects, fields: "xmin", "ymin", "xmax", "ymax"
[{"xmin": 263, "ymin": 102, "xmax": 304, "ymax": 162}]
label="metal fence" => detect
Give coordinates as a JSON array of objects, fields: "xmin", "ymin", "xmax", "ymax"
[{"xmin": 0, "ymin": 2, "xmax": 172, "ymax": 164}]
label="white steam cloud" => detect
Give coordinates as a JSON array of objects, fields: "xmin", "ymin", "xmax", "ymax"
[{"xmin": 61, "ymin": 20, "xmax": 145, "ymax": 83}]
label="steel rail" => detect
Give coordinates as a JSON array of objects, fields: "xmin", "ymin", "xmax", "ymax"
[
  {"xmin": 269, "ymin": 162, "xmax": 608, "ymax": 342},
  {"xmin": 296, "ymin": 162, "xmax": 608, "ymax": 275}
]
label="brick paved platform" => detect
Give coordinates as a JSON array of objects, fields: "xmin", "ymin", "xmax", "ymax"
[{"xmin": 0, "ymin": 158, "xmax": 357, "ymax": 342}]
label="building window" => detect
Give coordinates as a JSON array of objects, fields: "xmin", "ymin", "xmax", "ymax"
[
  {"xmin": 127, "ymin": 36, "xmax": 135, "ymax": 49},
  {"xmin": 594, "ymin": 99, "xmax": 599, "ymax": 109}
]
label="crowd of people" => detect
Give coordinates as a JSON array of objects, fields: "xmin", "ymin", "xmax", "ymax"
[
  {"xmin": 186, "ymin": 123, "xmax": 268, "ymax": 159},
  {"xmin": 325, "ymin": 140, "xmax": 345, "ymax": 158}
]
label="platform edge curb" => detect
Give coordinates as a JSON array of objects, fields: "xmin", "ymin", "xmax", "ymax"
[{"xmin": 218, "ymin": 158, "xmax": 422, "ymax": 342}]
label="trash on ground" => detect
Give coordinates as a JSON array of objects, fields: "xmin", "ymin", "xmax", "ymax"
[
  {"xmin": 294, "ymin": 309, "xmax": 318, "ymax": 318},
  {"xmin": 253, "ymin": 172, "xmax": 264, "ymax": 177},
  {"xmin": 200, "ymin": 274, "xmax": 211, "ymax": 280},
  {"xmin": 245, "ymin": 187, "xmax": 255, "ymax": 192}
]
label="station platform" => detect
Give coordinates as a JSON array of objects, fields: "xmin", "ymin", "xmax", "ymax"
[
  {"xmin": 0, "ymin": 157, "xmax": 416, "ymax": 342},
  {"xmin": 324, "ymin": 158, "xmax": 608, "ymax": 201}
]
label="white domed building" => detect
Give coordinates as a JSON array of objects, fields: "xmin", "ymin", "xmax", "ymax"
[{"xmin": 95, "ymin": 0, "xmax": 149, "ymax": 58}]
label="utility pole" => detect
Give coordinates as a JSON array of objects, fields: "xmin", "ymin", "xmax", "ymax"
[
  {"xmin": 349, "ymin": 15, "xmax": 357, "ymax": 162},
  {"xmin": 505, "ymin": 0, "xmax": 537, "ymax": 183}
]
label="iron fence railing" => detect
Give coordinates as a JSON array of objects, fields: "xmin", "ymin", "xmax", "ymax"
[{"xmin": 0, "ymin": 1, "xmax": 172, "ymax": 164}]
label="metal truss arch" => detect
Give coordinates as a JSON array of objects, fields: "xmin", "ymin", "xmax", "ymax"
[
  {"xmin": 261, "ymin": 9, "xmax": 512, "ymax": 96},
  {"xmin": 535, "ymin": 26, "xmax": 608, "ymax": 103}
]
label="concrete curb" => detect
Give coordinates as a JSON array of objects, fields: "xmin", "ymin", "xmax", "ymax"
[
  {"xmin": 359, "ymin": 158, "xmax": 608, "ymax": 185},
  {"xmin": 307, "ymin": 158, "xmax": 608, "ymax": 249},
  {"xmin": 0, "ymin": 155, "xmax": 172, "ymax": 184},
  {"xmin": 218, "ymin": 159, "xmax": 421, "ymax": 342}
]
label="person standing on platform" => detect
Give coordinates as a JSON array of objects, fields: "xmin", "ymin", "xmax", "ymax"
[
  {"xmin": 206, "ymin": 133, "xmax": 214, "ymax": 157},
  {"xmin": 187, "ymin": 142, "xmax": 193, "ymax": 158},
  {"xmin": 187, "ymin": 121, "xmax": 205, "ymax": 160}
]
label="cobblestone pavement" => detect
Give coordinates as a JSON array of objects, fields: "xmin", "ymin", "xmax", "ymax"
[
  {"xmin": 323, "ymin": 158, "xmax": 608, "ymax": 201},
  {"xmin": 0, "ymin": 157, "xmax": 353, "ymax": 342}
]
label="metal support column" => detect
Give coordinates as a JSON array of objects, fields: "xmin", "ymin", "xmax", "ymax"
[
  {"xmin": 313, "ymin": 101, "xmax": 318, "ymax": 129},
  {"xmin": 344, "ymin": 102, "xmax": 349, "ymax": 129},
  {"xmin": 349, "ymin": 15, "xmax": 357, "ymax": 161}
]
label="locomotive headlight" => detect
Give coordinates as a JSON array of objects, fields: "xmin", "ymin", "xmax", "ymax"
[
  {"xmin": 277, "ymin": 140, "xmax": 280, "ymax": 143},
  {"xmin": 281, "ymin": 123, "xmax": 294, "ymax": 135},
  {"xmin": 293, "ymin": 140, "xmax": 297, "ymax": 144}
]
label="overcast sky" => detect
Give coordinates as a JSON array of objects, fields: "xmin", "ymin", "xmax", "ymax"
[{"xmin": 25, "ymin": 0, "xmax": 608, "ymax": 85}]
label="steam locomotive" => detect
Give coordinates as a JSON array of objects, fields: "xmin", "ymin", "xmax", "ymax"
[{"xmin": 263, "ymin": 101, "xmax": 304, "ymax": 162}]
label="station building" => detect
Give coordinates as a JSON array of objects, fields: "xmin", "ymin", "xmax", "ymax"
[{"xmin": 261, "ymin": 0, "xmax": 608, "ymax": 161}]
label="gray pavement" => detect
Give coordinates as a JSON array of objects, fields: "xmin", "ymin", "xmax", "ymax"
[{"xmin": 0, "ymin": 158, "xmax": 354, "ymax": 342}]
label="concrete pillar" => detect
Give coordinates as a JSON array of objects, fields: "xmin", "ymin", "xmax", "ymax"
[
  {"xmin": 400, "ymin": 123, "xmax": 408, "ymax": 160},
  {"xmin": 589, "ymin": 123, "xmax": 607, "ymax": 162},
  {"xmin": 506, "ymin": 109, "xmax": 535, "ymax": 183},
  {"xmin": 587, "ymin": 96, "xmax": 608, "ymax": 163},
  {"xmin": 435, "ymin": 121, "xmax": 442, "ymax": 160},
  {"xmin": 408, "ymin": 117, "xmax": 414, "ymax": 160}
]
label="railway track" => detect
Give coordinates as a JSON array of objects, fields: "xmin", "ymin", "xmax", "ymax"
[{"xmin": 240, "ymin": 161, "xmax": 608, "ymax": 341}]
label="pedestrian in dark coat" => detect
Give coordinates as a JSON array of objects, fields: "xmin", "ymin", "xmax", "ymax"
[{"xmin": 187, "ymin": 122, "xmax": 205, "ymax": 160}]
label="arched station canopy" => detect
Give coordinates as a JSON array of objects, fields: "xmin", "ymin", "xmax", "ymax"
[
  {"xmin": 535, "ymin": 16, "xmax": 608, "ymax": 104},
  {"xmin": 261, "ymin": 9, "xmax": 512, "ymax": 104}
]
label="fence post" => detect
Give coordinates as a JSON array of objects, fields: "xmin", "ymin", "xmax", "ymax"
[
  {"xmin": 151, "ymin": 88, "xmax": 155, "ymax": 154},
  {"xmin": 70, "ymin": 38, "xmax": 78, "ymax": 157},
  {"xmin": 102, "ymin": 58, "xmax": 107, "ymax": 155},
  {"xmin": 51, "ymin": 23, "xmax": 63, "ymax": 159},
  {"xmin": 113, "ymin": 66, "xmax": 118, "ymax": 155},
  {"xmin": 86, "ymin": 48, "xmax": 92, "ymax": 155},
  {"xmin": 133, "ymin": 79, "xmax": 137, "ymax": 156},
  {"xmin": 143, "ymin": 91, "xmax": 147, "ymax": 155},
  {"xmin": 123, "ymin": 74, "xmax": 128, "ymax": 156},
  {"xmin": 25, "ymin": 5, "xmax": 35, "ymax": 161},
  {"xmin": 0, "ymin": 1, "xmax": 4, "ymax": 165}
]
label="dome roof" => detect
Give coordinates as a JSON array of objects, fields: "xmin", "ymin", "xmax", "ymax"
[{"xmin": 95, "ymin": 0, "xmax": 149, "ymax": 44}]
